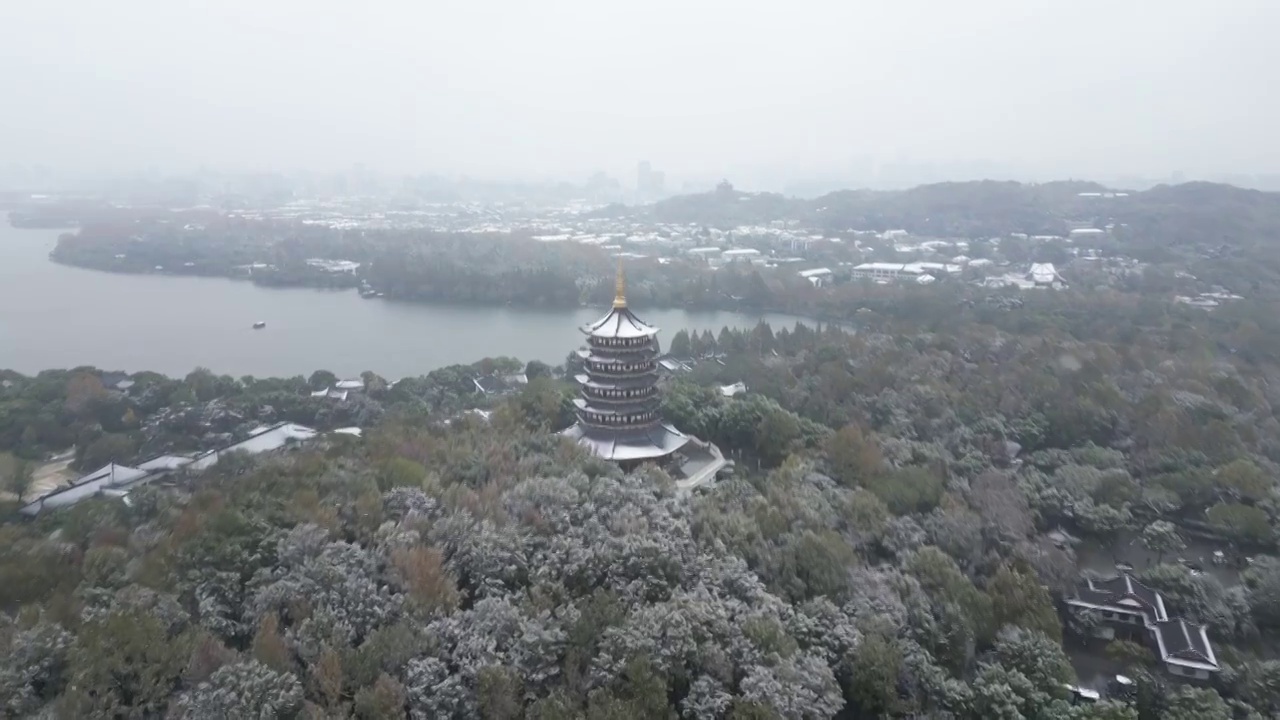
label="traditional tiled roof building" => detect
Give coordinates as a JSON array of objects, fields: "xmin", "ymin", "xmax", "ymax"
[{"xmin": 1066, "ymin": 574, "xmax": 1219, "ymax": 680}]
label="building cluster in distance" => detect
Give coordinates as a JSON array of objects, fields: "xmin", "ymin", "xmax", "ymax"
[
  {"xmin": 176, "ymin": 197, "xmax": 1247, "ymax": 307},
  {"xmin": 14, "ymin": 179, "xmax": 1249, "ymax": 312}
]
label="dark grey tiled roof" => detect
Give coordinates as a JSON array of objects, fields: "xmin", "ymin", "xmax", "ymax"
[
  {"xmin": 1069, "ymin": 573, "xmax": 1218, "ymax": 671},
  {"xmin": 1074, "ymin": 587, "xmax": 1121, "ymax": 607},
  {"xmin": 1070, "ymin": 574, "xmax": 1164, "ymax": 620},
  {"xmin": 1094, "ymin": 575, "xmax": 1161, "ymax": 609},
  {"xmin": 1154, "ymin": 619, "xmax": 1214, "ymax": 664}
]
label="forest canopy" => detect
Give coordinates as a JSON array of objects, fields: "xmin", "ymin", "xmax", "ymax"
[{"xmin": 10, "ymin": 178, "xmax": 1280, "ymax": 717}]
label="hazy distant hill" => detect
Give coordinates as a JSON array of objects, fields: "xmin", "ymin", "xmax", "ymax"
[
  {"xmin": 1116, "ymin": 182, "xmax": 1280, "ymax": 247},
  {"xmin": 648, "ymin": 184, "xmax": 802, "ymax": 226},
  {"xmin": 801, "ymin": 180, "xmax": 1118, "ymax": 236},
  {"xmin": 648, "ymin": 179, "xmax": 1114, "ymax": 234},
  {"xmin": 646, "ymin": 179, "xmax": 1280, "ymax": 247}
]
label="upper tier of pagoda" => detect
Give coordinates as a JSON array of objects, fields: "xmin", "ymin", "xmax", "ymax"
[
  {"xmin": 582, "ymin": 308, "xmax": 659, "ymax": 340},
  {"xmin": 581, "ymin": 259, "xmax": 660, "ymax": 340}
]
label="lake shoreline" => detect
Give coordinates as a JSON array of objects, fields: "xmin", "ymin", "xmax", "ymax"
[
  {"xmin": 2, "ymin": 225, "xmax": 823, "ymax": 379},
  {"xmin": 47, "ymin": 249, "xmax": 851, "ymax": 323}
]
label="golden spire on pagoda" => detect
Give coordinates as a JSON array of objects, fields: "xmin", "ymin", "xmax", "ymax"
[{"xmin": 612, "ymin": 257, "xmax": 627, "ymax": 308}]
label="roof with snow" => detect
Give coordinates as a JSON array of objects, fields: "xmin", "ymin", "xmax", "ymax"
[
  {"xmin": 561, "ymin": 422, "xmax": 691, "ymax": 461},
  {"xmin": 582, "ymin": 306, "xmax": 659, "ymax": 340},
  {"xmin": 1029, "ymin": 263, "xmax": 1064, "ymax": 284}
]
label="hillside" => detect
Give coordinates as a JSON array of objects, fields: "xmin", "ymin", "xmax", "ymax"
[
  {"xmin": 6, "ymin": 304, "xmax": 1280, "ymax": 716},
  {"xmin": 648, "ymin": 180, "xmax": 1280, "ymax": 247}
]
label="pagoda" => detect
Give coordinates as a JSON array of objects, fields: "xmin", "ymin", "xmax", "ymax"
[{"xmin": 561, "ymin": 262, "xmax": 691, "ymax": 464}]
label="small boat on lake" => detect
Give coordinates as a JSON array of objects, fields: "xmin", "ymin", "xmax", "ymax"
[{"xmin": 252, "ymin": 321, "xmax": 267, "ymax": 329}]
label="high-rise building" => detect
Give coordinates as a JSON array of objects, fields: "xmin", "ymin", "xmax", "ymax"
[
  {"xmin": 636, "ymin": 161, "xmax": 652, "ymax": 192},
  {"xmin": 560, "ymin": 263, "xmax": 690, "ymax": 465},
  {"xmin": 636, "ymin": 161, "xmax": 665, "ymax": 200}
]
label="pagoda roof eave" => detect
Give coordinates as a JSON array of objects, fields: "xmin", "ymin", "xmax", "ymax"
[
  {"xmin": 581, "ymin": 306, "xmax": 659, "ymax": 339},
  {"xmin": 574, "ymin": 374, "xmax": 656, "ymax": 390},
  {"xmin": 560, "ymin": 422, "xmax": 691, "ymax": 461}
]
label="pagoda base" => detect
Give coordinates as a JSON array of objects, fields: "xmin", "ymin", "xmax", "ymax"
[{"xmin": 560, "ymin": 422, "xmax": 691, "ymax": 463}]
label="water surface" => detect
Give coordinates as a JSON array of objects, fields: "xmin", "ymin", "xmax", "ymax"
[{"xmin": 0, "ymin": 224, "xmax": 810, "ymax": 378}]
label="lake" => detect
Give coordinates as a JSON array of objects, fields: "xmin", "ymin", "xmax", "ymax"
[{"xmin": 0, "ymin": 223, "xmax": 814, "ymax": 379}]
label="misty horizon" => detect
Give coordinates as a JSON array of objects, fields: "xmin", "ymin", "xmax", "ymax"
[{"xmin": 4, "ymin": 1, "xmax": 1279, "ymax": 186}]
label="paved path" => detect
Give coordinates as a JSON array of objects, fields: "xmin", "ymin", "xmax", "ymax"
[{"xmin": 675, "ymin": 442, "xmax": 726, "ymax": 496}]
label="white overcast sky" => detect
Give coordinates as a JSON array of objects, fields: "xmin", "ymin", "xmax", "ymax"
[{"xmin": 1, "ymin": 0, "xmax": 1277, "ymax": 182}]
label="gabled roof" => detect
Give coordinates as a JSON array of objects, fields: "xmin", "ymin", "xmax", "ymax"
[
  {"xmin": 1153, "ymin": 619, "xmax": 1219, "ymax": 671},
  {"xmin": 20, "ymin": 424, "xmax": 321, "ymax": 516},
  {"xmin": 719, "ymin": 382, "xmax": 747, "ymax": 397},
  {"xmin": 1029, "ymin": 262, "xmax": 1065, "ymax": 284},
  {"xmin": 1092, "ymin": 575, "xmax": 1166, "ymax": 619},
  {"xmin": 1067, "ymin": 573, "xmax": 1219, "ymax": 673},
  {"xmin": 656, "ymin": 358, "xmax": 691, "ymax": 374},
  {"xmin": 138, "ymin": 454, "xmax": 195, "ymax": 471},
  {"xmin": 19, "ymin": 462, "xmax": 153, "ymax": 516},
  {"xmin": 1068, "ymin": 574, "xmax": 1168, "ymax": 622},
  {"xmin": 190, "ymin": 422, "xmax": 318, "ymax": 470},
  {"xmin": 73, "ymin": 462, "xmax": 149, "ymax": 488}
]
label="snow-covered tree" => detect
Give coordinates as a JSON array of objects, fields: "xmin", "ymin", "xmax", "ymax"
[
  {"xmin": 174, "ymin": 660, "xmax": 304, "ymax": 719},
  {"xmin": 739, "ymin": 650, "xmax": 843, "ymax": 719},
  {"xmin": 0, "ymin": 621, "xmax": 72, "ymax": 717}
]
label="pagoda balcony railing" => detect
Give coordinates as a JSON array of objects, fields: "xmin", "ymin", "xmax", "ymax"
[
  {"xmin": 586, "ymin": 371, "xmax": 658, "ymax": 383},
  {"xmin": 586, "ymin": 358, "xmax": 655, "ymax": 368},
  {"xmin": 588, "ymin": 337, "xmax": 657, "ymax": 350},
  {"xmin": 582, "ymin": 389, "xmax": 659, "ymax": 403},
  {"xmin": 586, "ymin": 363, "xmax": 657, "ymax": 376},
  {"xmin": 585, "ymin": 341, "xmax": 658, "ymax": 355},
  {"xmin": 575, "ymin": 414, "xmax": 663, "ymax": 431}
]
